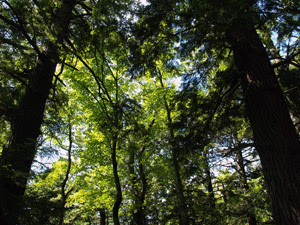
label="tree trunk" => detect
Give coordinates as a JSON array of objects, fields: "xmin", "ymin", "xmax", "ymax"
[
  {"xmin": 129, "ymin": 146, "xmax": 147, "ymax": 225},
  {"xmin": 0, "ymin": 45, "xmax": 57, "ymax": 225},
  {"xmin": 130, "ymin": 121, "xmax": 154, "ymax": 225},
  {"xmin": 135, "ymin": 152, "xmax": 147, "ymax": 225},
  {"xmin": 100, "ymin": 208, "xmax": 106, "ymax": 225},
  {"xmin": 270, "ymin": 47, "xmax": 300, "ymax": 135},
  {"xmin": 0, "ymin": 2, "xmax": 75, "ymax": 224},
  {"xmin": 203, "ymin": 149, "xmax": 215, "ymax": 208},
  {"xmin": 112, "ymin": 138, "xmax": 122, "ymax": 225},
  {"xmin": 158, "ymin": 74, "xmax": 190, "ymax": 225},
  {"xmin": 59, "ymin": 122, "xmax": 73, "ymax": 225},
  {"xmin": 235, "ymin": 146, "xmax": 257, "ymax": 225},
  {"xmin": 227, "ymin": 20, "xmax": 300, "ymax": 224}
]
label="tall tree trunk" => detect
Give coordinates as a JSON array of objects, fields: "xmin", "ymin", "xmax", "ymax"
[
  {"xmin": 100, "ymin": 208, "xmax": 106, "ymax": 225},
  {"xmin": 0, "ymin": 44, "xmax": 57, "ymax": 225},
  {"xmin": 59, "ymin": 122, "xmax": 73, "ymax": 225},
  {"xmin": 270, "ymin": 47, "xmax": 300, "ymax": 135},
  {"xmin": 134, "ymin": 160, "xmax": 147, "ymax": 225},
  {"xmin": 227, "ymin": 20, "xmax": 300, "ymax": 224},
  {"xmin": 130, "ymin": 120, "xmax": 154, "ymax": 225},
  {"xmin": 172, "ymin": 149, "xmax": 189, "ymax": 225},
  {"xmin": 0, "ymin": 2, "xmax": 75, "ymax": 224},
  {"xmin": 112, "ymin": 138, "xmax": 122, "ymax": 225},
  {"xmin": 129, "ymin": 146, "xmax": 147, "ymax": 225},
  {"xmin": 235, "ymin": 145, "xmax": 257, "ymax": 225},
  {"xmin": 158, "ymin": 74, "xmax": 189, "ymax": 225}
]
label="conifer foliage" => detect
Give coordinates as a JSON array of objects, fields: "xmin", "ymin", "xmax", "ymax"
[{"xmin": 0, "ymin": 0, "xmax": 299, "ymax": 224}]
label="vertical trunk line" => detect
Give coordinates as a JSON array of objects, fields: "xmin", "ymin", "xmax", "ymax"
[
  {"xmin": 235, "ymin": 145, "xmax": 257, "ymax": 225},
  {"xmin": 112, "ymin": 137, "xmax": 122, "ymax": 225},
  {"xmin": 100, "ymin": 208, "xmax": 106, "ymax": 225},
  {"xmin": 158, "ymin": 73, "xmax": 189, "ymax": 225},
  {"xmin": 0, "ymin": 1, "xmax": 76, "ymax": 224},
  {"xmin": 203, "ymin": 149, "xmax": 216, "ymax": 208},
  {"xmin": 58, "ymin": 122, "xmax": 73, "ymax": 225},
  {"xmin": 227, "ymin": 19, "xmax": 300, "ymax": 225}
]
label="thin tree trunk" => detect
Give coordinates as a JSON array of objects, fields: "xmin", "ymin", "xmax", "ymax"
[
  {"xmin": 130, "ymin": 121, "xmax": 154, "ymax": 225},
  {"xmin": 203, "ymin": 149, "xmax": 215, "ymax": 208},
  {"xmin": 235, "ymin": 146, "xmax": 248, "ymax": 190},
  {"xmin": 227, "ymin": 20, "xmax": 300, "ymax": 224},
  {"xmin": 235, "ymin": 146, "xmax": 257, "ymax": 225},
  {"xmin": 129, "ymin": 147, "xmax": 147, "ymax": 225},
  {"xmin": 134, "ymin": 158, "xmax": 147, "ymax": 225},
  {"xmin": 158, "ymin": 74, "xmax": 189, "ymax": 225},
  {"xmin": 58, "ymin": 122, "xmax": 73, "ymax": 225},
  {"xmin": 0, "ymin": 2, "xmax": 75, "ymax": 224},
  {"xmin": 100, "ymin": 208, "xmax": 106, "ymax": 225},
  {"xmin": 112, "ymin": 138, "xmax": 122, "ymax": 225}
]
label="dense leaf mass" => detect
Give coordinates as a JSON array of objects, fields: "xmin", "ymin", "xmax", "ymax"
[{"xmin": 0, "ymin": 0, "xmax": 299, "ymax": 224}]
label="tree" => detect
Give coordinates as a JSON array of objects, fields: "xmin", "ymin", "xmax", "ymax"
[
  {"xmin": 157, "ymin": 69, "xmax": 190, "ymax": 225},
  {"xmin": 0, "ymin": 1, "xmax": 77, "ymax": 223},
  {"xmin": 1, "ymin": 0, "xmax": 299, "ymax": 224},
  {"xmin": 133, "ymin": 0, "xmax": 300, "ymax": 223}
]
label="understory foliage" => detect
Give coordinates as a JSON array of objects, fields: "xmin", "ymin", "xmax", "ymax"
[{"xmin": 0, "ymin": 0, "xmax": 299, "ymax": 224}]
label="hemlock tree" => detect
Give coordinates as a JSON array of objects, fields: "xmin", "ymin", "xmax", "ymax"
[
  {"xmin": 133, "ymin": 0, "xmax": 300, "ymax": 223},
  {"xmin": 0, "ymin": 1, "xmax": 77, "ymax": 223},
  {"xmin": 1, "ymin": 0, "xmax": 299, "ymax": 224}
]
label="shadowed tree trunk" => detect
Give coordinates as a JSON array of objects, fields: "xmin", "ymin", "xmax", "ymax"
[
  {"xmin": 129, "ymin": 146, "xmax": 147, "ymax": 225},
  {"xmin": 135, "ymin": 147, "xmax": 148, "ymax": 225},
  {"xmin": 234, "ymin": 144, "xmax": 257, "ymax": 225},
  {"xmin": 58, "ymin": 122, "xmax": 73, "ymax": 225},
  {"xmin": 203, "ymin": 149, "xmax": 216, "ymax": 208},
  {"xmin": 158, "ymin": 73, "xmax": 190, "ymax": 225},
  {"xmin": 270, "ymin": 47, "xmax": 300, "ymax": 135},
  {"xmin": 0, "ymin": 2, "xmax": 75, "ymax": 224},
  {"xmin": 100, "ymin": 208, "xmax": 106, "ymax": 225},
  {"xmin": 129, "ymin": 120, "xmax": 154, "ymax": 225},
  {"xmin": 227, "ymin": 19, "xmax": 300, "ymax": 224},
  {"xmin": 112, "ymin": 137, "xmax": 122, "ymax": 225}
]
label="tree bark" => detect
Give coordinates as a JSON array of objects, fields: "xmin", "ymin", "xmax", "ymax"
[
  {"xmin": 133, "ymin": 164, "xmax": 147, "ymax": 225},
  {"xmin": 158, "ymin": 74, "xmax": 190, "ymax": 225},
  {"xmin": 0, "ymin": 45, "xmax": 57, "ymax": 225},
  {"xmin": 100, "ymin": 208, "xmax": 106, "ymax": 225},
  {"xmin": 235, "ymin": 145, "xmax": 257, "ymax": 225},
  {"xmin": 130, "ymin": 121, "xmax": 154, "ymax": 225},
  {"xmin": 112, "ymin": 138, "xmax": 122, "ymax": 225},
  {"xmin": 203, "ymin": 149, "xmax": 215, "ymax": 208},
  {"xmin": 227, "ymin": 20, "xmax": 300, "ymax": 225},
  {"xmin": 270, "ymin": 47, "xmax": 300, "ymax": 135},
  {"xmin": 0, "ymin": 1, "xmax": 75, "ymax": 224},
  {"xmin": 58, "ymin": 122, "xmax": 73, "ymax": 225},
  {"xmin": 129, "ymin": 146, "xmax": 147, "ymax": 225}
]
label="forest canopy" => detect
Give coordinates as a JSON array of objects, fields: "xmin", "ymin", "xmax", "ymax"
[{"xmin": 0, "ymin": 0, "xmax": 299, "ymax": 224}]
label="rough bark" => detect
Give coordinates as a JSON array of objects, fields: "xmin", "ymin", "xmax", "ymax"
[
  {"xmin": 270, "ymin": 48, "xmax": 300, "ymax": 135},
  {"xmin": 0, "ymin": 45, "xmax": 58, "ymax": 225},
  {"xmin": 0, "ymin": 1, "xmax": 75, "ymax": 224},
  {"xmin": 227, "ymin": 20, "xmax": 300, "ymax": 224}
]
